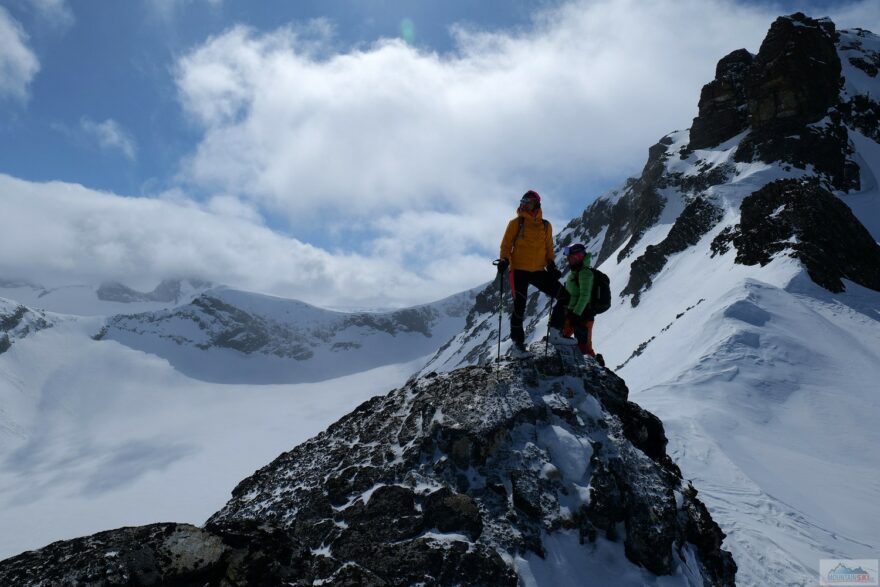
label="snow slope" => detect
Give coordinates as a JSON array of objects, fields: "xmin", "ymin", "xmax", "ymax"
[
  {"xmin": 0, "ymin": 307, "xmax": 424, "ymax": 559},
  {"xmin": 419, "ymin": 19, "xmax": 880, "ymax": 586},
  {"xmin": 0, "ymin": 283, "xmax": 475, "ymax": 559}
]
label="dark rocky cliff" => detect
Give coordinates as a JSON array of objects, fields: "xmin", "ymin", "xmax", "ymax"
[
  {"xmin": 711, "ymin": 178, "xmax": 880, "ymax": 292},
  {"xmin": 0, "ymin": 346, "xmax": 735, "ymax": 586}
]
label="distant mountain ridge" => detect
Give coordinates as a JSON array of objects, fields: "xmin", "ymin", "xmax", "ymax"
[
  {"xmin": 96, "ymin": 278, "xmax": 213, "ymax": 304},
  {"xmin": 96, "ymin": 285, "xmax": 479, "ymax": 384},
  {"xmin": 0, "ymin": 277, "xmax": 215, "ymax": 317},
  {"xmin": 0, "ymin": 300, "xmax": 53, "ymax": 356}
]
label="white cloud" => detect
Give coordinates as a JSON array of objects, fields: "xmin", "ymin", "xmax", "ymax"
[
  {"xmin": 29, "ymin": 0, "xmax": 75, "ymax": 30},
  {"xmin": 171, "ymin": 0, "xmax": 785, "ymax": 290},
  {"xmin": 825, "ymin": 0, "xmax": 880, "ymax": 35},
  {"xmin": 0, "ymin": 174, "xmax": 487, "ymax": 308},
  {"xmin": 169, "ymin": 0, "xmax": 880, "ymax": 308},
  {"xmin": 0, "ymin": 6, "xmax": 40, "ymax": 102},
  {"xmin": 7, "ymin": 1, "xmax": 879, "ymax": 308},
  {"xmin": 164, "ymin": 0, "xmax": 785, "ymax": 307},
  {"xmin": 80, "ymin": 118, "xmax": 138, "ymax": 161},
  {"xmin": 175, "ymin": 0, "xmax": 780, "ymax": 226}
]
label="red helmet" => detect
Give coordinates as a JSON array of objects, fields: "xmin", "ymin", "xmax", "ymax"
[{"xmin": 519, "ymin": 190, "xmax": 541, "ymax": 208}]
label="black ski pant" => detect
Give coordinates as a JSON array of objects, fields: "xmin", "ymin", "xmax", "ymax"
[{"xmin": 508, "ymin": 269, "xmax": 570, "ymax": 345}]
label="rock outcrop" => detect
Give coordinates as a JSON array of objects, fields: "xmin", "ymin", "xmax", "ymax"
[
  {"xmin": 688, "ymin": 48, "xmax": 754, "ymax": 150},
  {"xmin": 687, "ymin": 13, "xmax": 862, "ymax": 191},
  {"xmin": 0, "ymin": 301, "xmax": 52, "ymax": 355},
  {"xmin": 621, "ymin": 197, "xmax": 724, "ymax": 306},
  {"xmin": 711, "ymin": 178, "xmax": 880, "ymax": 293},
  {"xmin": 0, "ymin": 347, "xmax": 736, "ymax": 586}
]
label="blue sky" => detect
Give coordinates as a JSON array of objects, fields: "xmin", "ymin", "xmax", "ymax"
[
  {"xmin": 1, "ymin": 0, "xmax": 547, "ymax": 197},
  {"xmin": 1, "ymin": 0, "xmax": 878, "ymax": 307}
]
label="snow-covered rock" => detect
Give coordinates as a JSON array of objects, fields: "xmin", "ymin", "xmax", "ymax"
[
  {"xmin": 0, "ymin": 346, "xmax": 735, "ymax": 586},
  {"xmin": 0, "ymin": 299, "xmax": 53, "ymax": 356}
]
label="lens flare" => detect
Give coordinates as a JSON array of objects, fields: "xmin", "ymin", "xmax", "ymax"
[{"xmin": 400, "ymin": 18, "xmax": 416, "ymax": 44}]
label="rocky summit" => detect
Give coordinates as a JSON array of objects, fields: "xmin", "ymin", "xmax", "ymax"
[{"xmin": 0, "ymin": 344, "xmax": 735, "ymax": 586}]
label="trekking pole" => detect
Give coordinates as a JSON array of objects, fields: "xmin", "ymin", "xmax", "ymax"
[
  {"xmin": 492, "ymin": 260, "xmax": 505, "ymax": 362},
  {"xmin": 545, "ymin": 296, "xmax": 555, "ymax": 355}
]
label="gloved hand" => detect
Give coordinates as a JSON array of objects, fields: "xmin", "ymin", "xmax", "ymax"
[
  {"xmin": 546, "ymin": 262, "xmax": 562, "ymax": 280},
  {"xmin": 495, "ymin": 258, "xmax": 510, "ymax": 274}
]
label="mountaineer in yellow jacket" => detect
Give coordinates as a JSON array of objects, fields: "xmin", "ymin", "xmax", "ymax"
[{"xmin": 497, "ymin": 190, "xmax": 575, "ymax": 358}]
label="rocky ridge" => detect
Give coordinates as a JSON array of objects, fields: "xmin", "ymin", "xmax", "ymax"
[
  {"xmin": 0, "ymin": 299, "xmax": 53, "ymax": 355},
  {"xmin": 0, "ymin": 345, "xmax": 735, "ymax": 586},
  {"xmin": 95, "ymin": 286, "xmax": 478, "ymax": 383}
]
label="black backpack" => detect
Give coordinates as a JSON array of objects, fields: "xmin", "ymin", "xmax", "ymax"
[{"xmin": 589, "ymin": 268, "xmax": 611, "ymax": 314}]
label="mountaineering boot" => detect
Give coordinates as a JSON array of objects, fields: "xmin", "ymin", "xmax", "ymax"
[
  {"xmin": 548, "ymin": 328, "xmax": 577, "ymax": 346},
  {"xmin": 509, "ymin": 342, "xmax": 531, "ymax": 359},
  {"xmin": 595, "ymin": 353, "xmax": 605, "ymax": 367}
]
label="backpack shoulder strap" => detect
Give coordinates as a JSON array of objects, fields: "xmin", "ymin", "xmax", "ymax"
[{"xmin": 509, "ymin": 217, "xmax": 526, "ymax": 255}]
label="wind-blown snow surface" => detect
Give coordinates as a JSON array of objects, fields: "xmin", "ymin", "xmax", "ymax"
[
  {"xmin": 0, "ymin": 282, "xmax": 467, "ymax": 559},
  {"xmin": 602, "ymin": 259, "xmax": 880, "ymax": 586}
]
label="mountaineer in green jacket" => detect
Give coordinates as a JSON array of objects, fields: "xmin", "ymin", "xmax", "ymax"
[{"xmin": 562, "ymin": 243, "xmax": 603, "ymax": 365}]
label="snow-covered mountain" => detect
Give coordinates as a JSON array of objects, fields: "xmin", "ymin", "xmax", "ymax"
[
  {"xmin": 0, "ymin": 347, "xmax": 736, "ymax": 586},
  {"xmin": 96, "ymin": 285, "xmax": 478, "ymax": 383},
  {"xmin": 0, "ymin": 278, "xmax": 214, "ymax": 317},
  {"xmin": 421, "ymin": 13, "xmax": 880, "ymax": 586},
  {"xmin": 0, "ymin": 281, "xmax": 477, "ymax": 558},
  {"xmin": 2, "ymin": 11, "xmax": 878, "ymax": 586}
]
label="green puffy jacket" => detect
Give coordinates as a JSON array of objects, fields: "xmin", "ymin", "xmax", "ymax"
[{"xmin": 565, "ymin": 260, "xmax": 594, "ymax": 315}]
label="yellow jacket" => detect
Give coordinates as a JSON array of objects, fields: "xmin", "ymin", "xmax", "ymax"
[{"xmin": 499, "ymin": 209, "xmax": 554, "ymax": 271}]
